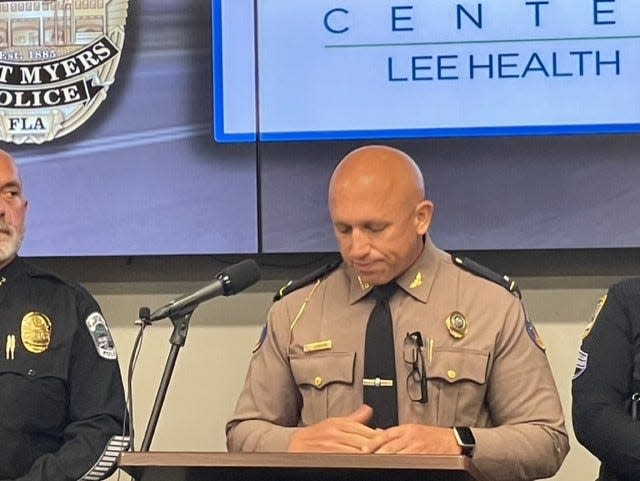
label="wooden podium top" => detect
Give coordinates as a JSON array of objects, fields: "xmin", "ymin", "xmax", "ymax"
[{"xmin": 119, "ymin": 452, "xmax": 488, "ymax": 481}]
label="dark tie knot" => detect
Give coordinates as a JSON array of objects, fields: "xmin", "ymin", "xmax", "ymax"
[{"xmin": 372, "ymin": 282, "xmax": 399, "ymax": 302}]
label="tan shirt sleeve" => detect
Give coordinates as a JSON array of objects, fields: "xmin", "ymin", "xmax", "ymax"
[
  {"xmin": 471, "ymin": 298, "xmax": 569, "ymax": 481},
  {"xmin": 225, "ymin": 299, "xmax": 302, "ymax": 452}
]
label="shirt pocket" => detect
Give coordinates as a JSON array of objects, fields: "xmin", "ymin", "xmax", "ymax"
[
  {"xmin": 0, "ymin": 363, "xmax": 67, "ymax": 432},
  {"xmin": 427, "ymin": 347, "xmax": 490, "ymax": 426},
  {"xmin": 290, "ymin": 351, "xmax": 355, "ymax": 425}
]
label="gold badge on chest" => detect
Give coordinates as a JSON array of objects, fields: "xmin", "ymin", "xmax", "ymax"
[
  {"xmin": 21, "ymin": 312, "xmax": 52, "ymax": 354},
  {"xmin": 446, "ymin": 311, "xmax": 468, "ymax": 339}
]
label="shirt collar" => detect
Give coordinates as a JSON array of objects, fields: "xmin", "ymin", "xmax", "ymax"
[
  {"xmin": 0, "ymin": 256, "xmax": 23, "ymax": 285},
  {"xmin": 347, "ymin": 236, "xmax": 444, "ymax": 305}
]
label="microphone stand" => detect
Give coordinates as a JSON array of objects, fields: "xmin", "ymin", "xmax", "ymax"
[{"xmin": 140, "ymin": 310, "xmax": 193, "ymax": 452}]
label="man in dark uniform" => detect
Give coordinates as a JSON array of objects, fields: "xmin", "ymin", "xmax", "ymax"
[
  {"xmin": 227, "ymin": 145, "xmax": 569, "ymax": 481},
  {"xmin": 573, "ymin": 279, "xmax": 640, "ymax": 481},
  {"xmin": 0, "ymin": 149, "xmax": 129, "ymax": 481}
]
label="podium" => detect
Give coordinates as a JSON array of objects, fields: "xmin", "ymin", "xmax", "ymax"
[{"xmin": 118, "ymin": 452, "xmax": 488, "ymax": 481}]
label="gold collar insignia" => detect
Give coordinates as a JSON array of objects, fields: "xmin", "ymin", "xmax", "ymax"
[
  {"xmin": 357, "ymin": 276, "xmax": 370, "ymax": 291},
  {"xmin": 409, "ymin": 271, "xmax": 423, "ymax": 289}
]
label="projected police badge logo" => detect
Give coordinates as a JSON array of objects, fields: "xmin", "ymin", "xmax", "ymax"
[{"xmin": 0, "ymin": 0, "xmax": 128, "ymax": 144}]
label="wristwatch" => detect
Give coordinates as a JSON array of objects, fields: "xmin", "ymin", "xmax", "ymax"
[{"xmin": 453, "ymin": 426, "xmax": 476, "ymax": 457}]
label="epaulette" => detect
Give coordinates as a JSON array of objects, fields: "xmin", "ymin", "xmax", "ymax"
[
  {"xmin": 451, "ymin": 254, "xmax": 521, "ymax": 298},
  {"xmin": 273, "ymin": 259, "xmax": 342, "ymax": 302}
]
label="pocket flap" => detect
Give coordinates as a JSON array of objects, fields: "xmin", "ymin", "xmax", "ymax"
[
  {"xmin": 291, "ymin": 352, "xmax": 355, "ymax": 389},
  {"xmin": 428, "ymin": 348, "xmax": 489, "ymax": 385}
]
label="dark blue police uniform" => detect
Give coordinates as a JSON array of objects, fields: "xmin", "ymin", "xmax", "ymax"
[
  {"xmin": 0, "ymin": 257, "xmax": 128, "ymax": 481},
  {"xmin": 573, "ymin": 278, "xmax": 640, "ymax": 481}
]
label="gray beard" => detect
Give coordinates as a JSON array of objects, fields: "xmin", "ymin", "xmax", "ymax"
[{"xmin": 0, "ymin": 231, "xmax": 23, "ymax": 266}]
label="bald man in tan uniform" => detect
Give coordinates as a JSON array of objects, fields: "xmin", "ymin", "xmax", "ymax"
[{"xmin": 226, "ymin": 145, "xmax": 568, "ymax": 481}]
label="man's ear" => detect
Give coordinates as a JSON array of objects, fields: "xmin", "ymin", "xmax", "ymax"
[{"xmin": 415, "ymin": 200, "xmax": 434, "ymax": 235}]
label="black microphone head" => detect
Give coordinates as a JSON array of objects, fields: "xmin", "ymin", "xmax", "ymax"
[{"xmin": 217, "ymin": 259, "xmax": 261, "ymax": 296}]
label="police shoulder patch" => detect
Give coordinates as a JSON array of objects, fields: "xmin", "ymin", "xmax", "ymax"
[
  {"xmin": 582, "ymin": 293, "xmax": 608, "ymax": 340},
  {"xmin": 85, "ymin": 312, "xmax": 117, "ymax": 360},
  {"xmin": 525, "ymin": 315, "xmax": 545, "ymax": 351},
  {"xmin": 252, "ymin": 324, "xmax": 268, "ymax": 353}
]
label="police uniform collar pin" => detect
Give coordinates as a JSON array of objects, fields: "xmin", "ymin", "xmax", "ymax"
[
  {"xmin": 446, "ymin": 311, "xmax": 468, "ymax": 339},
  {"xmin": 357, "ymin": 276, "xmax": 370, "ymax": 291},
  {"xmin": 0, "ymin": 276, "xmax": 6, "ymax": 287},
  {"xmin": 409, "ymin": 271, "xmax": 423, "ymax": 289},
  {"xmin": 5, "ymin": 334, "xmax": 15, "ymax": 360}
]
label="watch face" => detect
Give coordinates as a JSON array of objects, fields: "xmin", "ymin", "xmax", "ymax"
[
  {"xmin": 454, "ymin": 427, "xmax": 476, "ymax": 457},
  {"xmin": 455, "ymin": 426, "xmax": 475, "ymax": 446}
]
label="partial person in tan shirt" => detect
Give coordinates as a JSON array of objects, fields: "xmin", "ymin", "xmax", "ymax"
[{"xmin": 226, "ymin": 145, "xmax": 569, "ymax": 481}]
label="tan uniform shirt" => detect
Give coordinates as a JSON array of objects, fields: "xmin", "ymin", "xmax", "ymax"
[{"xmin": 227, "ymin": 239, "xmax": 569, "ymax": 481}]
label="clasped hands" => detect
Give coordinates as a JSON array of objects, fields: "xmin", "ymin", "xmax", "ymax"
[{"xmin": 287, "ymin": 405, "xmax": 462, "ymax": 455}]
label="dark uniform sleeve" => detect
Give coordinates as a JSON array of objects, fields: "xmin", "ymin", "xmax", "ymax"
[
  {"xmin": 13, "ymin": 294, "xmax": 129, "ymax": 481},
  {"xmin": 572, "ymin": 282, "xmax": 640, "ymax": 480}
]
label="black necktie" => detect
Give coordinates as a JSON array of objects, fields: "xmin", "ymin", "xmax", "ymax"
[{"xmin": 363, "ymin": 282, "xmax": 399, "ymax": 428}]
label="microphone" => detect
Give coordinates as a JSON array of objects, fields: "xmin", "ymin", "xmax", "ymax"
[{"xmin": 147, "ymin": 259, "xmax": 260, "ymax": 322}]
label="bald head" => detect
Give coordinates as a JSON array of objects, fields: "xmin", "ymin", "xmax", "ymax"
[
  {"xmin": 0, "ymin": 149, "xmax": 23, "ymax": 192},
  {"xmin": 0, "ymin": 149, "xmax": 23, "ymax": 193},
  {"xmin": 328, "ymin": 145, "xmax": 434, "ymax": 285},
  {"xmin": 0, "ymin": 149, "xmax": 15, "ymax": 168},
  {"xmin": 0, "ymin": 149, "xmax": 27, "ymax": 269},
  {"xmin": 329, "ymin": 145, "xmax": 426, "ymax": 207}
]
